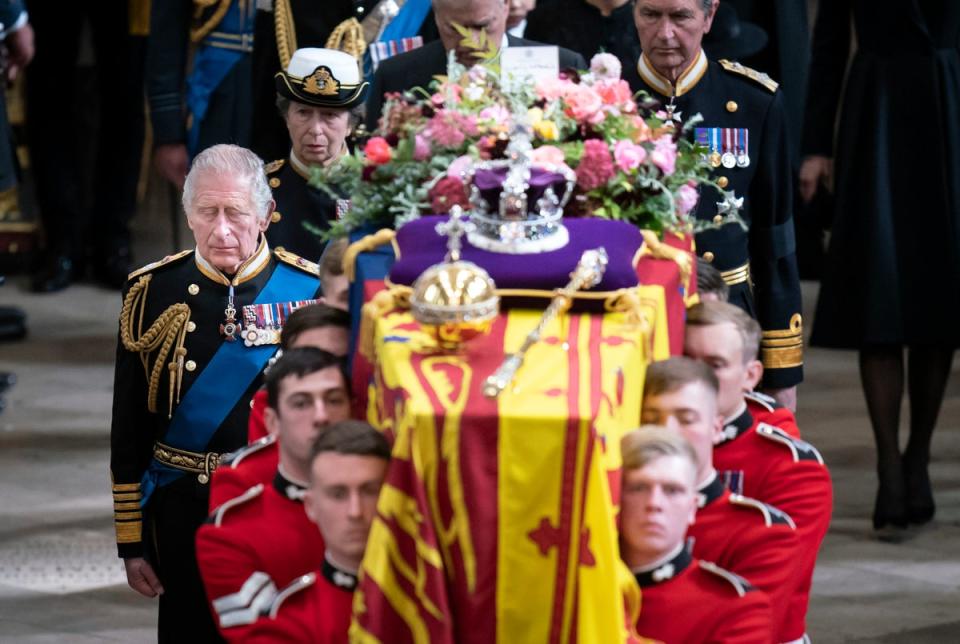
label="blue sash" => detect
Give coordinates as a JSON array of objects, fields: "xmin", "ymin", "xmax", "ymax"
[
  {"xmin": 140, "ymin": 262, "xmax": 318, "ymax": 503},
  {"xmin": 185, "ymin": 0, "xmax": 256, "ymax": 154}
]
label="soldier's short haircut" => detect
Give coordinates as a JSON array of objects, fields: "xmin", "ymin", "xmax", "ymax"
[
  {"xmin": 621, "ymin": 425, "xmax": 699, "ymax": 480},
  {"xmin": 280, "ymin": 304, "xmax": 350, "ymax": 350},
  {"xmin": 265, "ymin": 347, "xmax": 347, "ymax": 410},
  {"xmin": 182, "ymin": 144, "xmax": 274, "ymax": 222},
  {"xmin": 319, "ymin": 237, "xmax": 348, "ymax": 279},
  {"xmin": 696, "ymin": 257, "xmax": 730, "ymax": 301},
  {"xmin": 309, "ymin": 420, "xmax": 391, "ymax": 476},
  {"xmin": 686, "ymin": 300, "xmax": 762, "ymax": 362},
  {"xmin": 644, "ymin": 357, "xmax": 719, "ymax": 399}
]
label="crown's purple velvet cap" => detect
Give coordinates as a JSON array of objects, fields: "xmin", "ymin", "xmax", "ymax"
[
  {"xmin": 471, "ymin": 167, "xmax": 570, "ymax": 214},
  {"xmin": 390, "ymin": 216, "xmax": 642, "ymax": 311}
]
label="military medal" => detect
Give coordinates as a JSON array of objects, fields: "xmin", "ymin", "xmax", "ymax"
[
  {"xmin": 220, "ymin": 285, "xmax": 238, "ymax": 341},
  {"xmin": 241, "ymin": 298, "xmax": 322, "ymax": 346},
  {"xmin": 736, "ymin": 128, "xmax": 750, "ymax": 168},
  {"xmin": 721, "ymin": 128, "xmax": 737, "ymax": 168},
  {"xmin": 709, "ymin": 128, "xmax": 722, "ymax": 168}
]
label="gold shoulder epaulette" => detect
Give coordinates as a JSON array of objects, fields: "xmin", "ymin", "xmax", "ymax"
[
  {"xmin": 699, "ymin": 561, "xmax": 754, "ymax": 597},
  {"xmin": 729, "ymin": 493, "xmax": 797, "ymax": 529},
  {"xmin": 270, "ymin": 573, "xmax": 317, "ymax": 618},
  {"xmin": 265, "ymin": 158, "xmax": 286, "ymax": 175},
  {"xmin": 274, "ymin": 248, "xmax": 320, "ymax": 277},
  {"xmin": 718, "ymin": 59, "xmax": 779, "ymax": 93},
  {"xmin": 211, "ymin": 484, "xmax": 264, "ymax": 527},
  {"xmin": 127, "ymin": 249, "xmax": 193, "ymax": 282}
]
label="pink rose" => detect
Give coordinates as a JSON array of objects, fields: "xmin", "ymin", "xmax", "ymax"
[
  {"xmin": 447, "ymin": 155, "xmax": 473, "ymax": 180},
  {"xmin": 530, "ymin": 145, "xmax": 566, "ymax": 167},
  {"xmin": 563, "ymin": 83, "xmax": 604, "ymax": 123},
  {"xmin": 413, "ymin": 134, "xmax": 431, "ymax": 161},
  {"xmin": 536, "ymin": 76, "xmax": 569, "ymax": 102},
  {"xmin": 613, "ymin": 140, "xmax": 647, "ymax": 173},
  {"xmin": 594, "ymin": 79, "xmax": 635, "ymax": 111},
  {"xmin": 479, "ymin": 105, "xmax": 511, "ymax": 124},
  {"xmin": 590, "ymin": 53, "xmax": 622, "ymax": 81},
  {"xmin": 576, "ymin": 139, "xmax": 615, "ymax": 191},
  {"xmin": 364, "ymin": 137, "xmax": 393, "ymax": 165},
  {"xmin": 650, "ymin": 136, "xmax": 677, "ymax": 175},
  {"xmin": 676, "ymin": 182, "xmax": 700, "ymax": 216}
]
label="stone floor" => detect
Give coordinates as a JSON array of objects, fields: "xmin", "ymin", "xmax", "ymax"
[{"xmin": 1, "ymin": 198, "xmax": 958, "ymax": 641}]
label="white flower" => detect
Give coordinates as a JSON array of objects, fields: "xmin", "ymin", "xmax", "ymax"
[
  {"xmin": 590, "ymin": 53, "xmax": 622, "ymax": 81},
  {"xmin": 465, "ymin": 84, "xmax": 484, "ymax": 101}
]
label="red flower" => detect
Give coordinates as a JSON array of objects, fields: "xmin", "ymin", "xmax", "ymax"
[
  {"xmin": 364, "ymin": 137, "xmax": 393, "ymax": 165},
  {"xmin": 576, "ymin": 139, "xmax": 615, "ymax": 191},
  {"xmin": 429, "ymin": 176, "xmax": 469, "ymax": 214}
]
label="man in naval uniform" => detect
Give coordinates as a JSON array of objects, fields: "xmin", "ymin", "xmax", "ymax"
[
  {"xmin": 265, "ymin": 47, "xmax": 369, "ymax": 263},
  {"xmin": 365, "ymin": 0, "xmax": 586, "ymax": 131},
  {"xmin": 110, "ymin": 144, "xmax": 321, "ymax": 642},
  {"xmin": 625, "ymin": 0, "xmax": 803, "ymax": 410},
  {"xmin": 620, "ymin": 426, "xmax": 774, "ymax": 642},
  {"xmin": 148, "ymin": 0, "xmax": 256, "ymax": 189}
]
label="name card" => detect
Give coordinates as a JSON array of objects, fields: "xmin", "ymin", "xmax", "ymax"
[{"xmin": 501, "ymin": 46, "xmax": 560, "ymax": 92}]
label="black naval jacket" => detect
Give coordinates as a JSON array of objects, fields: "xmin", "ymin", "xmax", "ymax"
[
  {"xmin": 625, "ymin": 50, "xmax": 803, "ymax": 388},
  {"xmin": 110, "ymin": 239, "xmax": 321, "ymax": 558},
  {"xmin": 265, "ymin": 157, "xmax": 340, "ymax": 264}
]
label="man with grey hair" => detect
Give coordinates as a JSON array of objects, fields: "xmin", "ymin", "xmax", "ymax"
[
  {"xmin": 365, "ymin": 0, "xmax": 586, "ymax": 130},
  {"xmin": 109, "ymin": 144, "xmax": 322, "ymax": 642},
  {"xmin": 625, "ymin": 0, "xmax": 804, "ymax": 412}
]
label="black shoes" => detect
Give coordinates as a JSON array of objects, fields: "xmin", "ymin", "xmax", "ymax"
[
  {"xmin": 903, "ymin": 455, "xmax": 936, "ymax": 525},
  {"xmin": 0, "ymin": 306, "xmax": 26, "ymax": 341},
  {"xmin": 32, "ymin": 255, "xmax": 76, "ymax": 293},
  {"xmin": 872, "ymin": 481, "xmax": 908, "ymax": 531},
  {"xmin": 92, "ymin": 248, "xmax": 132, "ymax": 289}
]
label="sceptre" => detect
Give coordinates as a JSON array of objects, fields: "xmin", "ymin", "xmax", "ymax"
[{"xmin": 482, "ymin": 248, "xmax": 608, "ymax": 399}]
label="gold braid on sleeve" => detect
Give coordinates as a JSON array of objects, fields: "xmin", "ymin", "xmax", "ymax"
[
  {"xmin": 190, "ymin": 0, "xmax": 232, "ymax": 44},
  {"xmin": 326, "ymin": 18, "xmax": 367, "ymax": 61},
  {"xmin": 119, "ymin": 275, "xmax": 192, "ymax": 418},
  {"xmin": 274, "ymin": 0, "xmax": 298, "ymax": 70}
]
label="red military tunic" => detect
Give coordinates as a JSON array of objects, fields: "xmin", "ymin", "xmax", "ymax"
[
  {"xmin": 714, "ymin": 403, "xmax": 833, "ymax": 641},
  {"xmin": 248, "ymin": 386, "xmax": 269, "ymax": 443},
  {"xmin": 208, "ymin": 434, "xmax": 278, "ymax": 510},
  {"xmin": 746, "ymin": 391, "xmax": 801, "ymax": 439},
  {"xmin": 689, "ymin": 473, "xmax": 803, "ymax": 640},
  {"xmin": 196, "ymin": 471, "xmax": 325, "ymax": 640},
  {"xmin": 246, "ymin": 559, "xmax": 356, "ymax": 643},
  {"xmin": 633, "ymin": 545, "xmax": 774, "ymax": 643}
]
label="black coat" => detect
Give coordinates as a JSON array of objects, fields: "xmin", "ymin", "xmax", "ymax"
[
  {"xmin": 265, "ymin": 158, "xmax": 339, "ymax": 264},
  {"xmin": 625, "ymin": 56, "xmax": 803, "ymax": 388},
  {"xmin": 802, "ymin": 0, "xmax": 960, "ymax": 348},
  {"xmin": 365, "ymin": 35, "xmax": 588, "ymax": 131},
  {"xmin": 524, "ymin": 0, "xmax": 641, "ymax": 73}
]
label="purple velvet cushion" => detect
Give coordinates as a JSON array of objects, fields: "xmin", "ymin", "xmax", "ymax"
[{"xmin": 390, "ymin": 216, "xmax": 642, "ymax": 301}]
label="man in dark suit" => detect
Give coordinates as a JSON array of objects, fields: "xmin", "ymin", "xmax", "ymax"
[{"xmin": 365, "ymin": 0, "xmax": 586, "ymax": 131}]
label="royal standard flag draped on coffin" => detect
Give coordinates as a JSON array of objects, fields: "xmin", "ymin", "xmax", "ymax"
[{"xmin": 350, "ymin": 301, "xmax": 664, "ymax": 643}]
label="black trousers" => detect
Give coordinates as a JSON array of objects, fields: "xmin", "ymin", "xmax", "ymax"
[
  {"xmin": 147, "ymin": 479, "xmax": 224, "ymax": 643},
  {"xmin": 24, "ymin": 0, "xmax": 145, "ymax": 261}
]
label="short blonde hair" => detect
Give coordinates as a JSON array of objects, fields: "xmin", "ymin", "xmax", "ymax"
[
  {"xmin": 621, "ymin": 425, "xmax": 699, "ymax": 478},
  {"xmin": 686, "ymin": 300, "xmax": 761, "ymax": 361},
  {"xmin": 320, "ymin": 237, "xmax": 348, "ymax": 278}
]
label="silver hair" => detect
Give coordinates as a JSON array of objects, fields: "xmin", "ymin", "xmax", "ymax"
[{"xmin": 182, "ymin": 144, "xmax": 273, "ymax": 222}]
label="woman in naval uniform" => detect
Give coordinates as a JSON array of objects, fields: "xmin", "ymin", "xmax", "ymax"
[{"xmin": 266, "ymin": 47, "xmax": 369, "ymax": 264}]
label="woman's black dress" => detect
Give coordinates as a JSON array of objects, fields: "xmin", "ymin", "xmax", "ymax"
[{"xmin": 802, "ymin": 0, "xmax": 960, "ymax": 348}]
